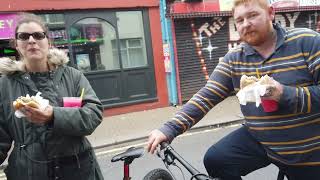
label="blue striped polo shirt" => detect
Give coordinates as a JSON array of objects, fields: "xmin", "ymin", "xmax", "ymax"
[{"xmin": 160, "ymin": 23, "xmax": 320, "ymax": 166}]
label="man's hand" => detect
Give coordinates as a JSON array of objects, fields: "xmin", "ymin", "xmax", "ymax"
[
  {"xmin": 21, "ymin": 105, "xmax": 54, "ymax": 124},
  {"xmin": 147, "ymin": 129, "xmax": 168, "ymax": 154},
  {"xmin": 262, "ymin": 79, "xmax": 283, "ymax": 102}
]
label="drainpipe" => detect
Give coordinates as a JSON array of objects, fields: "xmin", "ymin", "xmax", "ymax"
[{"xmin": 160, "ymin": 0, "xmax": 178, "ymax": 105}]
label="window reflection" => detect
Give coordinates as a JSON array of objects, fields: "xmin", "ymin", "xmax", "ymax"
[
  {"xmin": 70, "ymin": 18, "xmax": 119, "ymax": 72},
  {"xmin": 42, "ymin": 11, "xmax": 148, "ymax": 72},
  {"xmin": 116, "ymin": 11, "xmax": 148, "ymax": 68}
]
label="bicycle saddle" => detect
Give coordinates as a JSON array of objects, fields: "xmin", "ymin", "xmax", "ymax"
[{"xmin": 111, "ymin": 146, "xmax": 144, "ymax": 162}]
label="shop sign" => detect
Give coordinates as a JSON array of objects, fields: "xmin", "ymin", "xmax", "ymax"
[
  {"xmin": 270, "ymin": 0, "xmax": 299, "ymax": 8},
  {"xmin": 171, "ymin": 0, "xmax": 220, "ymax": 13},
  {"xmin": 269, "ymin": 0, "xmax": 320, "ymax": 7},
  {"xmin": 299, "ymin": 0, "xmax": 320, "ymax": 6},
  {"xmin": 219, "ymin": 0, "xmax": 233, "ymax": 11},
  {"xmin": 0, "ymin": 14, "xmax": 17, "ymax": 40}
]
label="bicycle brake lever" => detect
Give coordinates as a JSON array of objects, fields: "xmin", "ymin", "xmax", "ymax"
[
  {"xmin": 156, "ymin": 148, "xmax": 175, "ymax": 166},
  {"xmin": 164, "ymin": 151, "xmax": 175, "ymax": 165}
]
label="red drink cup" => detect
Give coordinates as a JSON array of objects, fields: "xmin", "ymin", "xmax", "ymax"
[
  {"xmin": 63, "ymin": 97, "xmax": 82, "ymax": 107},
  {"xmin": 261, "ymin": 99, "xmax": 278, "ymax": 112}
]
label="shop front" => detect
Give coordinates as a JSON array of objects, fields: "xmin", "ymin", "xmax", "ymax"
[
  {"xmin": 167, "ymin": 0, "xmax": 320, "ymax": 102},
  {"xmin": 0, "ymin": 0, "xmax": 168, "ymax": 115}
]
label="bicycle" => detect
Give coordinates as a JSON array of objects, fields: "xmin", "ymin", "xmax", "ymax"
[
  {"xmin": 111, "ymin": 146, "xmax": 173, "ymax": 180},
  {"xmin": 153, "ymin": 142, "xmax": 288, "ymax": 180},
  {"xmin": 111, "ymin": 142, "xmax": 288, "ymax": 180}
]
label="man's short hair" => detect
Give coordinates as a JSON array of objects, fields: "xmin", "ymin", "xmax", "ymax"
[{"xmin": 232, "ymin": 0, "xmax": 270, "ymax": 13}]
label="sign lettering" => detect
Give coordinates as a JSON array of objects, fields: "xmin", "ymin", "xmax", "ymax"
[
  {"xmin": 299, "ymin": 0, "xmax": 320, "ymax": 6},
  {"xmin": 6, "ymin": 19, "xmax": 14, "ymax": 28},
  {"xmin": 199, "ymin": 17, "xmax": 226, "ymax": 38},
  {"xmin": 0, "ymin": 21, "xmax": 3, "ymax": 29},
  {"xmin": 229, "ymin": 17, "xmax": 240, "ymax": 41},
  {"xmin": 275, "ymin": 12, "xmax": 300, "ymax": 28},
  {"xmin": 0, "ymin": 14, "xmax": 17, "ymax": 40}
]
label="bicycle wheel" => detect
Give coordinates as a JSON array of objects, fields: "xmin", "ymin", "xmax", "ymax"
[{"xmin": 143, "ymin": 168, "xmax": 174, "ymax": 180}]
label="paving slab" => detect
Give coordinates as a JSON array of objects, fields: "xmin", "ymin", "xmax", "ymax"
[{"xmin": 87, "ymin": 96, "xmax": 244, "ymax": 148}]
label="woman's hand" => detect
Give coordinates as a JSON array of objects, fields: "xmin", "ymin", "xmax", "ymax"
[
  {"xmin": 21, "ymin": 105, "xmax": 54, "ymax": 124},
  {"xmin": 147, "ymin": 129, "xmax": 168, "ymax": 154}
]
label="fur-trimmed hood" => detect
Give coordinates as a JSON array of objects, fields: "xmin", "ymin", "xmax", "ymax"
[{"xmin": 0, "ymin": 48, "xmax": 69, "ymax": 75}]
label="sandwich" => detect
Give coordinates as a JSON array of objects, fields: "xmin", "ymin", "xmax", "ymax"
[
  {"xmin": 13, "ymin": 95, "xmax": 40, "ymax": 110},
  {"xmin": 240, "ymin": 75, "xmax": 259, "ymax": 89},
  {"xmin": 240, "ymin": 74, "xmax": 273, "ymax": 89}
]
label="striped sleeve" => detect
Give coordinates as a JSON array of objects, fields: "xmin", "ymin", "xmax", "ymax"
[
  {"xmin": 304, "ymin": 33, "xmax": 320, "ymax": 113},
  {"xmin": 280, "ymin": 31, "xmax": 320, "ymax": 114},
  {"xmin": 159, "ymin": 58, "xmax": 234, "ymax": 140}
]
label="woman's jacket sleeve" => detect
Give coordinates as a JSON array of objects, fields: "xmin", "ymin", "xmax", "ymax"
[
  {"xmin": 0, "ymin": 93, "xmax": 13, "ymax": 164},
  {"xmin": 52, "ymin": 72, "xmax": 103, "ymax": 136}
]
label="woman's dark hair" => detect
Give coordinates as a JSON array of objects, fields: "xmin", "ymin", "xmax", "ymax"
[
  {"xmin": 14, "ymin": 13, "xmax": 49, "ymax": 38},
  {"xmin": 12, "ymin": 13, "xmax": 52, "ymax": 59}
]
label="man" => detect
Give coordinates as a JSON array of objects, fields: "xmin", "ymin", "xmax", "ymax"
[{"xmin": 147, "ymin": 0, "xmax": 320, "ymax": 179}]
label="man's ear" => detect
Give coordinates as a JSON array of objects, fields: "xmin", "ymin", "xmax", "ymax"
[{"xmin": 268, "ymin": 6, "xmax": 275, "ymax": 21}]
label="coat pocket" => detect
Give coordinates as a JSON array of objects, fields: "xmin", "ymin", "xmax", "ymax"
[{"xmin": 51, "ymin": 150, "xmax": 96, "ymax": 180}]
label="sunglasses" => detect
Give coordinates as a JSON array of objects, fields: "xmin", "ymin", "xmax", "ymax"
[{"xmin": 16, "ymin": 32, "xmax": 47, "ymax": 41}]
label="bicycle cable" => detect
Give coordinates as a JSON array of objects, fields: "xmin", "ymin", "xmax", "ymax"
[
  {"xmin": 190, "ymin": 173, "xmax": 213, "ymax": 180},
  {"xmin": 166, "ymin": 160, "xmax": 187, "ymax": 180},
  {"xmin": 157, "ymin": 149, "xmax": 186, "ymax": 180}
]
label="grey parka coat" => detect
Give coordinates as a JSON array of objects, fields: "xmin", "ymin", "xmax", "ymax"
[{"xmin": 0, "ymin": 48, "xmax": 104, "ymax": 180}]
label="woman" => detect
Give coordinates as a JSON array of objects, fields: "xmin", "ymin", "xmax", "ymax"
[{"xmin": 0, "ymin": 13, "xmax": 104, "ymax": 180}]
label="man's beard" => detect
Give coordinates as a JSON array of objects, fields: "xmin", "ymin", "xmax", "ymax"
[{"xmin": 240, "ymin": 25, "xmax": 272, "ymax": 46}]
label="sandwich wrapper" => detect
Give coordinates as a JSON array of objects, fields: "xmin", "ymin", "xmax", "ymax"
[
  {"xmin": 15, "ymin": 92, "xmax": 49, "ymax": 118},
  {"xmin": 236, "ymin": 81, "xmax": 268, "ymax": 107}
]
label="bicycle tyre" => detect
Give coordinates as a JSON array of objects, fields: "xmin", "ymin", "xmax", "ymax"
[{"xmin": 143, "ymin": 168, "xmax": 174, "ymax": 180}]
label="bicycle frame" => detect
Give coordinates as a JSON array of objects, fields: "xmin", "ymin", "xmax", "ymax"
[
  {"xmin": 111, "ymin": 146, "xmax": 145, "ymax": 180},
  {"xmin": 158, "ymin": 142, "xmax": 287, "ymax": 180},
  {"xmin": 111, "ymin": 143, "xmax": 287, "ymax": 180},
  {"xmin": 123, "ymin": 160, "xmax": 131, "ymax": 180},
  {"xmin": 159, "ymin": 142, "xmax": 214, "ymax": 180}
]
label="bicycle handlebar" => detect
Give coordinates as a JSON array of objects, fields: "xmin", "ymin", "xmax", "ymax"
[{"xmin": 160, "ymin": 142, "xmax": 214, "ymax": 180}]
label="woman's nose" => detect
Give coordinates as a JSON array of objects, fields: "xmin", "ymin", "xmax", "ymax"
[{"xmin": 27, "ymin": 35, "xmax": 36, "ymax": 43}]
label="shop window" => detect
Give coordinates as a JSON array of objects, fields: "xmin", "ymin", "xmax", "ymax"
[
  {"xmin": 36, "ymin": 10, "xmax": 156, "ymax": 106},
  {"xmin": 0, "ymin": 40, "xmax": 18, "ymax": 59},
  {"xmin": 70, "ymin": 18, "xmax": 119, "ymax": 72},
  {"xmin": 39, "ymin": 13, "xmax": 69, "ymax": 56},
  {"xmin": 39, "ymin": 14, "xmax": 64, "ymax": 24},
  {"xmin": 116, "ymin": 11, "xmax": 148, "ymax": 69},
  {"xmin": 112, "ymin": 38, "xmax": 147, "ymax": 68},
  {"xmin": 41, "ymin": 11, "xmax": 148, "ymax": 72}
]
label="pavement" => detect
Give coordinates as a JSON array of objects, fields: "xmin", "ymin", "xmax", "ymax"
[
  {"xmin": 0, "ymin": 96, "xmax": 243, "ymax": 174},
  {"xmin": 87, "ymin": 96, "xmax": 244, "ymax": 149}
]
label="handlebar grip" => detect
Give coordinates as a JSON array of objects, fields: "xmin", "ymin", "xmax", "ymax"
[{"xmin": 160, "ymin": 141, "xmax": 170, "ymax": 149}]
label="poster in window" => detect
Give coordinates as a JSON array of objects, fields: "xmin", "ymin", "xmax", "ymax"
[
  {"xmin": 85, "ymin": 24, "xmax": 103, "ymax": 42},
  {"xmin": 76, "ymin": 54, "xmax": 90, "ymax": 72}
]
